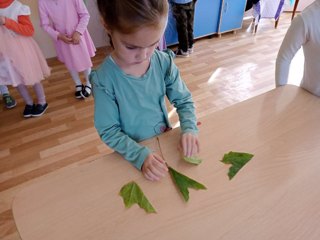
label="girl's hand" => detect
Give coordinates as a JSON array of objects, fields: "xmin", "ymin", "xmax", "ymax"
[
  {"xmin": 72, "ymin": 31, "xmax": 81, "ymax": 44},
  {"xmin": 142, "ymin": 153, "xmax": 168, "ymax": 181},
  {"xmin": 58, "ymin": 33, "xmax": 72, "ymax": 44},
  {"xmin": 0, "ymin": 16, "xmax": 6, "ymax": 25},
  {"xmin": 180, "ymin": 133, "xmax": 200, "ymax": 157}
]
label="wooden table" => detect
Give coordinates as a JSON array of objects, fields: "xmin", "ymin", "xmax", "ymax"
[{"xmin": 12, "ymin": 85, "xmax": 320, "ymax": 240}]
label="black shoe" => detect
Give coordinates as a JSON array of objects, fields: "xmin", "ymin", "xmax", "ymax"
[
  {"xmin": 80, "ymin": 85, "xmax": 92, "ymax": 98},
  {"xmin": 23, "ymin": 104, "xmax": 34, "ymax": 118},
  {"xmin": 32, "ymin": 103, "xmax": 48, "ymax": 117},
  {"xmin": 75, "ymin": 85, "xmax": 83, "ymax": 99}
]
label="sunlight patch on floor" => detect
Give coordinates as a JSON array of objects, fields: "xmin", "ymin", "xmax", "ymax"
[{"xmin": 208, "ymin": 68, "xmax": 223, "ymax": 84}]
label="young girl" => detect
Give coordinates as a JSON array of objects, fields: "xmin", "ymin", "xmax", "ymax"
[
  {"xmin": 38, "ymin": 0, "xmax": 96, "ymax": 99},
  {"xmin": 92, "ymin": 0, "xmax": 200, "ymax": 182},
  {"xmin": 0, "ymin": 0, "xmax": 50, "ymax": 118}
]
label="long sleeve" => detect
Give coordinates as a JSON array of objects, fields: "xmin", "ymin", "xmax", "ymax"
[
  {"xmin": 74, "ymin": 0, "xmax": 90, "ymax": 34},
  {"xmin": 91, "ymin": 70, "xmax": 151, "ymax": 170},
  {"xmin": 38, "ymin": 2, "xmax": 59, "ymax": 40},
  {"xmin": 164, "ymin": 52, "xmax": 198, "ymax": 134},
  {"xmin": 275, "ymin": 15, "xmax": 307, "ymax": 86},
  {"xmin": 4, "ymin": 15, "xmax": 34, "ymax": 36}
]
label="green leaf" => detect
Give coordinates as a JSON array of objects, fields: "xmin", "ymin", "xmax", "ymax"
[
  {"xmin": 119, "ymin": 181, "xmax": 156, "ymax": 213},
  {"xmin": 183, "ymin": 156, "xmax": 202, "ymax": 165},
  {"xmin": 221, "ymin": 151, "xmax": 254, "ymax": 180},
  {"xmin": 168, "ymin": 166, "xmax": 207, "ymax": 202}
]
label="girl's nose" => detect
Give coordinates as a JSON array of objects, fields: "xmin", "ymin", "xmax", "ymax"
[{"xmin": 136, "ymin": 48, "xmax": 149, "ymax": 61}]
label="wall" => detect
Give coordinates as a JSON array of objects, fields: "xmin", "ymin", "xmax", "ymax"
[{"xmin": 20, "ymin": 0, "xmax": 109, "ymax": 59}]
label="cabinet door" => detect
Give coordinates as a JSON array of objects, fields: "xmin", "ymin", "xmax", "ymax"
[
  {"xmin": 218, "ymin": 0, "xmax": 246, "ymax": 33},
  {"xmin": 194, "ymin": 0, "xmax": 221, "ymax": 38},
  {"xmin": 165, "ymin": 0, "xmax": 222, "ymax": 46}
]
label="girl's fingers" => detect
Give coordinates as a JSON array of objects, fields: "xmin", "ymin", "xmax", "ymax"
[
  {"xmin": 193, "ymin": 139, "xmax": 200, "ymax": 156},
  {"xmin": 196, "ymin": 138, "xmax": 200, "ymax": 153},
  {"xmin": 187, "ymin": 139, "xmax": 191, "ymax": 157},
  {"xmin": 142, "ymin": 155, "xmax": 168, "ymax": 181},
  {"xmin": 190, "ymin": 137, "xmax": 197, "ymax": 156},
  {"xmin": 150, "ymin": 162, "xmax": 167, "ymax": 178},
  {"xmin": 184, "ymin": 135, "xmax": 192, "ymax": 157},
  {"xmin": 181, "ymin": 134, "xmax": 199, "ymax": 157},
  {"xmin": 144, "ymin": 168, "xmax": 160, "ymax": 181},
  {"xmin": 153, "ymin": 155, "xmax": 168, "ymax": 171},
  {"xmin": 152, "ymin": 153, "xmax": 164, "ymax": 163},
  {"xmin": 182, "ymin": 136, "xmax": 188, "ymax": 156},
  {"xmin": 144, "ymin": 171, "xmax": 157, "ymax": 181}
]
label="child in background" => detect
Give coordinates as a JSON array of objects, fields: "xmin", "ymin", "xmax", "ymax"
[
  {"xmin": 92, "ymin": 0, "xmax": 200, "ymax": 181},
  {"xmin": 0, "ymin": 0, "xmax": 50, "ymax": 118},
  {"xmin": 171, "ymin": 0, "xmax": 197, "ymax": 58},
  {"xmin": 0, "ymin": 85, "xmax": 16, "ymax": 109},
  {"xmin": 38, "ymin": 0, "xmax": 96, "ymax": 99}
]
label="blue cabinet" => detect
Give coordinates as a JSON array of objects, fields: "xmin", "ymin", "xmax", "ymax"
[
  {"xmin": 165, "ymin": 0, "xmax": 246, "ymax": 46},
  {"xmin": 194, "ymin": 0, "xmax": 221, "ymax": 38},
  {"xmin": 218, "ymin": 0, "xmax": 247, "ymax": 33}
]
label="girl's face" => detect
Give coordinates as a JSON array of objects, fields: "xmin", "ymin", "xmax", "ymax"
[{"xmin": 107, "ymin": 17, "xmax": 167, "ymax": 69}]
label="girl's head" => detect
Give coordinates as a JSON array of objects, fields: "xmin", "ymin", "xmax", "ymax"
[
  {"xmin": 97, "ymin": 0, "xmax": 168, "ymax": 34},
  {"xmin": 97, "ymin": 0, "xmax": 169, "ymax": 67}
]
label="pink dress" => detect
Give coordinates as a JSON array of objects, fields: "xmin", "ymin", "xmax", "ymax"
[
  {"xmin": 0, "ymin": 1, "xmax": 50, "ymax": 87},
  {"xmin": 38, "ymin": 0, "xmax": 96, "ymax": 72}
]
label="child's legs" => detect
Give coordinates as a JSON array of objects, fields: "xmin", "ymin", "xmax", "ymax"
[
  {"xmin": 186, "ymin": 2, "xmax": 196, "ymax": 48},
  {"xmin": 172, "ymin": 4, "xmax": 189, "ymax": 52},
  {"xmin": 0, "ymin": 85, "xmax": 9, "ymax": 95},
  {"xmin": 83, "ymin": 68, "xmax": 92, "ymax": 87},
  {"xmin": 69, "ymin": 68, "xmax": 92, "ymax": 86},
  {"xmin": 33, "ymin": 83, "xmax": 46, "ymax": 105},
  {"xmin": 17, "ymin": 84, "xmax": 33, "ymax": 105},
  {"xmin": 80, "ymin": 68, "xmax": 92, "ymax": 97},
  {"xmin": 69, "ymin": 68, "xmax": 92, "ymax": 97},
  {"xmin": 69, "ymin": 69, "xmax": 82, "ymax": 88}
]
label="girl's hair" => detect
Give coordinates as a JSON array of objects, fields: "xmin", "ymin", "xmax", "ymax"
[{"xmin": 97, "ymin": 0, "xmax": 169, "ymax": 34}]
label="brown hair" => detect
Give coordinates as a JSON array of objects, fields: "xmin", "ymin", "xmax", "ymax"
[{"xmin": 97, "ymin": 0, "xmax": 169, "ymax": 34}]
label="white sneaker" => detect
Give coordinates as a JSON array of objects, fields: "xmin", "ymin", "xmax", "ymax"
[
  {"xmin": 175, "ymin": 49, "xmax": 189, "ymax": 58},
  {"xmin": 188, "ymin": 47, "xmax": 194, "ymax": 54}
]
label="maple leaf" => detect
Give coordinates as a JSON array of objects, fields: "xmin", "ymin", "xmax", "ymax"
[
  {"xmin": 168, "ymin": 166, "xmax": 207, "ymax": 202},
  {"xmin": 221, "ymin": 151, "xmax": 254, "ymax": 180},
  {"xmin": 183, "ymin": 156, "xmax": 202, "ymax": 165},
  {"xmin": 119, "ymin": 181, "xmax": 156, "ymax": 213}
]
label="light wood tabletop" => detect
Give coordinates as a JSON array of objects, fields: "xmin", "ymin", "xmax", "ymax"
[{"xmin": 12, "ymin": 85, "xmax": 320, "ymax": 240}]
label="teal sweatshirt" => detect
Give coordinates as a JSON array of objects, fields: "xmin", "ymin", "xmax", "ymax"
[{"xmin": 90, "ymin": 49, "xmax": 198, "ymax": 170}]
